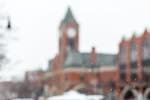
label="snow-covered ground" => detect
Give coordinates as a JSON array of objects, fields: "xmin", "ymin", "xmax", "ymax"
[
  {"xmin": 47, "ymin": 90, "xmax": 104, "ymax": 100},
  {"xmin": 12, "ymin": 98, "xmax": 34, "ymax": 100}
]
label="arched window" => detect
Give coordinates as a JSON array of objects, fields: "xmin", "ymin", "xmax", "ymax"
[
  {"xmin": 120, "ymin": 72, "xmax": 126, "ymax": 80},
  {"xmin": 124, "ymin": 90, "xmax": 135, "ymax": 99}
]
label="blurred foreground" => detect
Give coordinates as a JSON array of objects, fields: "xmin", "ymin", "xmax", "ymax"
[{"xmin": 0, "ymin": 6, "xmax": 149, "ymax": 100}]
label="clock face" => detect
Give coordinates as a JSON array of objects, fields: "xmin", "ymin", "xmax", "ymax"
[{"xmin": 67, "ymin": 28, "xmax": 76, "ymax": 38}]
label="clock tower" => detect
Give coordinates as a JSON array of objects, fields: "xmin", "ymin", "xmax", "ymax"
[{"xmin": 59, "ymin": 7, "xmax": 79, "ymax": 56}]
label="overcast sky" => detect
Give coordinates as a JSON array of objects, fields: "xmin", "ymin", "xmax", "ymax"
[{"xmin": 0, "ymin": 0, "xmax": 150, "ymax": 80}]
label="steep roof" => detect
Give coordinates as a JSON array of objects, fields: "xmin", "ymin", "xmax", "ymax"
[
  {"xmin": 64, "ymin": 51, "xmax": 117, "ymax": 68},
  {"xmin": 61, "ymin": 7, "xmax": 77, "ymax": 24}
]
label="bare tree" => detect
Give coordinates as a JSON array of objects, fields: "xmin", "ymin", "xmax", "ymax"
[{"xmin": 0, "ymin": 15, "xmax": 12, "ymax": 69}]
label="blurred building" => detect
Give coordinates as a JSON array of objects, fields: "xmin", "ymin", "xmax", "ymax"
[
  {"xmin": 20, "ymin": 7, "xmax": 150, "ymax": 100},
  {"xmin": 45, "ymin": 7, "xmax": 150, "ymax": 100},
  {"xmin": 25, "ymin": 70, "xmax": 45, "ymax": 98},
  {"xmin": 46, "ymin": 7, "xmax": 119, "ymax": 96},
  {"xmin": 117, "ymin": 29, "xmax": 150, "ymax": 100},
  {"xmin": 0, "ymin": 81, "xmax": 17, "ymax": 99}
]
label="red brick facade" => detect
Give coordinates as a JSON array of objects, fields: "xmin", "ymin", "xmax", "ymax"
[
  {"xmin": 45, "ymin": 7, "xmax": 118, "ymax": 97},
  {"xmin": 45, "ymin": 7, "xmax": 150, "ymax": 100},
  {"xmin": 118, "ymin": 29, "xmax": 150, "ymax": 100}
]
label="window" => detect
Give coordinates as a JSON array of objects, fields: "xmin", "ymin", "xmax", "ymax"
[
  {"xmin": 144, "ymin": 73, "xmax": 150, "ymax": 82},
  {"xmin": 131, "ymin": 73, "xmax": 136, "ymax": 81},
  {"xmin": 120, "ymin": 47, "xmax": 127, "ymax": 71},
  {"xmin": 130, "ymin": 43, "xmax": 137, "ymax": 62},
  {"xmin": 142, "ymin": 40, "xmax": 150, "ymax": 60},
  {"xmin": 120, "ymin": 47, "xmax": 126, "ymax": 64},
  {"xmin": 68, "ymin": 38, "xmax": 75, "ymax": 50},
  {"xmin": 120, "ymin": 72, "xmax": 126, "ymax": 81}
]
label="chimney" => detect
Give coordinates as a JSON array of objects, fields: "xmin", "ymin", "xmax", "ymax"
[{"xmin": 90, "ymin": 47, "xmax": 97, "ymax": 65}]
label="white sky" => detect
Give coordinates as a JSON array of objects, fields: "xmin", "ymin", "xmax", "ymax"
[{"xmin": 0, "ymin": 0, "xmax": 150, "ymax": 80}]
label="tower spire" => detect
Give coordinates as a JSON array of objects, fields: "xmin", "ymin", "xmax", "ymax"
[
  {"xmin": 62, "ymin": 7, "xmax": 76, "ymax": 24},
  {"xmin": 59, "ymin": 7, "xmax": 79, "ymax": 54}
]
